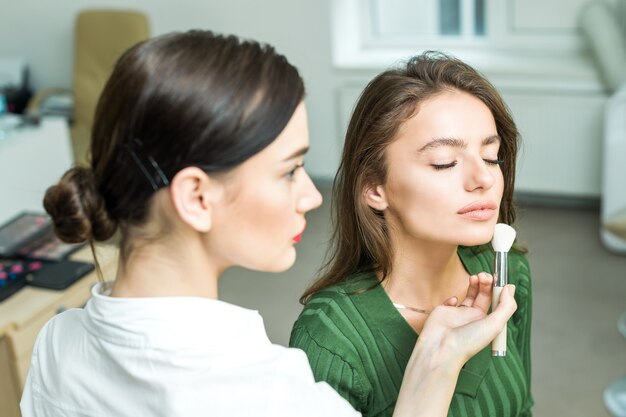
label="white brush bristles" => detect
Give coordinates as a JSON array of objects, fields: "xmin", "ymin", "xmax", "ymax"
[{"xmin": 492, "ymin": 223, "xmax": 517, "ymax": 252}]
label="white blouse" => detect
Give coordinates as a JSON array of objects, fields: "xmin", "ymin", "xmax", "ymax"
[{"xmin": 21, "ymin": 283, "xmax": 359, "ymax": 417}]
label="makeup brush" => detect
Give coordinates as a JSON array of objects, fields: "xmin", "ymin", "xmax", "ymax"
[{"xmin": 491, "ymin": 223, "xmax": 517, "ymax": 357}]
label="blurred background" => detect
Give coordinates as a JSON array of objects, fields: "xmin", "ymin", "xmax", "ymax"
[{"xmin": 0, "ymin": 1, "xmax": 625, "ymax": 416}]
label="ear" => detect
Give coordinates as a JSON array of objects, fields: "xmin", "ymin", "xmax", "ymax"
[
  {"xmin": 168, "ymin": 167, "xmax": 222, "ymax": 233},
  {"xmin": 364, "ymin": 183, "xmax": 388, "ymax": 211}
]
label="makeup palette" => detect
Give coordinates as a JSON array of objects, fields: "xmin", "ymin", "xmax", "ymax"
[
  {"xmin": 0, "ymin": 212, "xmax": 90, "ymax": 302},
  {"xmin": 0, "ymin": 212, "xmax": 52, "ymax": 258},
  {"xmin": 17, "ymin": 232, "xmax": 83, "ymax": 261},
  {"xmin": 0, "ymin": 259, "xmax": 45, "ymax": 302}
]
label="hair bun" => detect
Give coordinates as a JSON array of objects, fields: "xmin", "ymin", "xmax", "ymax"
[{"xmin": 43, "ymin": 166, "xmax": 117, "ymax": 243}]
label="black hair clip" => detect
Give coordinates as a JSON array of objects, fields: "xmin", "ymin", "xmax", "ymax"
[{"xmin": 124, "ymin": 138, "xmax": 170, "ymax": 191}]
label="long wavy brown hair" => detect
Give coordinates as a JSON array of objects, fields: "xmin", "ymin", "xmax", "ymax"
[{"xmin": 300, "ymin": 51, "xmax": 520, "ymax": 304}]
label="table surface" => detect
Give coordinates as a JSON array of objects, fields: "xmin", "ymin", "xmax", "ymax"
[
  {"xmin": 0, "ymin": 117, "xmax": 73, "ymax": 225},
  {"xmin": 0, "ymin": 245, "xmax": 118, "ymax": 337}
]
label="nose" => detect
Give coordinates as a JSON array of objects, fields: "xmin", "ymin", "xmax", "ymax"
[
  {"xmin": 297, "ymin": 170, "xmax": 323, "ymax": 213},
  {"xmin": 464, "ymin": 157, "xmax": 496, "ymax": 192}
]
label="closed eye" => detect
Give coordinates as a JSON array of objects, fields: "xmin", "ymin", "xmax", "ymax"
[
  {"xmin": 432, "ymin": 158, "xmax": 503, "ymax": 170},
  {"xmin": 431, "ymin": 162, "xmax": 457, "ymax": 170},
  {"xmin": 484, "ymin": 158, "xmax": 504, "ymax": 166}
]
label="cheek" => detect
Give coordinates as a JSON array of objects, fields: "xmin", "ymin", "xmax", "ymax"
[
  {"xmin": 388, "ymin": 167, "xmax": 454, "ymax": 207},
  {"xmin": 223, "ymin": 184, "xmax": 297, "ymax": 270},
  {"xmin": 385, "ymin": 170, "xmax": 448, "ymax": 225},
  {"xmin": 232, "ymin": 185, "xmax": 293, "ymax": 236},
  {"xmin": 495, "ymin": 169, "xmax": 505, "ymax": 200}
]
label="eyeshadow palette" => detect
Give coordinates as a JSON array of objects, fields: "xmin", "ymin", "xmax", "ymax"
[
  {"xmin": 0, "ymin": 258, "xmax": 45, "ymax": 302},
  {"xmin": 18, "ymin": 231, "xmax": 83, "ymax": 261},
  {"xmin": 0, "ymin": 212, "xmax": 52, "ymax": 258},
  {"xmin": 0, "ymin": 212, "xmax": 90, "ymax": 302}
]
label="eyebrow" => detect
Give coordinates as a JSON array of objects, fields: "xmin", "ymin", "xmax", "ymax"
[
  {"xmin": 282, "ymin": 146, "xmax": 309, "ymax": 162},
  {"xmin": 417, "ymin": 135, "xmax": 500, "ymax": 153}
]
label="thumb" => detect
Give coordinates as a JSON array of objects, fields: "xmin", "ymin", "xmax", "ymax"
[
  {"xmin": 450, "ymin": 285, "xmax": 517, "ymax": 360},
  {"xmin": 483, "ymin": 284, "xmax": 517, "ymax": 337},
  {"xmin": 442, "ymin": 296, "xmax": 459, "ymax": 307}
]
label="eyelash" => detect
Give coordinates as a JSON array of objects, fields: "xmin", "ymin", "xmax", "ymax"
[
  {"xmin": 285, "ymin": 163, "xmax": 305, "ymax": 180},
  {"xmin": 431, "ymin": 159, "xmax": 504, "ymax": 171}
]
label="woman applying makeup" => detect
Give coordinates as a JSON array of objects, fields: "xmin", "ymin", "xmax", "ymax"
[
  {"xmin": 291, "ymin": 52, "xmax": 533, "ymax": 417},
  {"xmin": 20, "ymin": 34, "xmax": 517, "ymax": 417}
]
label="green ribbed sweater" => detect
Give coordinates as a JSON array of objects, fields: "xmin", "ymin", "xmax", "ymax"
[{"xmin": 290, "ymin": 245, "xmax": 533, "ymax": 417}]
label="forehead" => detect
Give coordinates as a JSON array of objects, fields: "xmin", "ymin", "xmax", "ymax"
[
  {"xmin": 264, "ymin": 101, "xmax": 309, "ymax": 160},
  {"xmin": 215, "ymin": 102, "xmax": 309, "ymax": 199},
  {"xmin": 231, "ymin": 102, "xmax": 309, "ymax": 173},
  {"xmin": 397, "ymin": 90, "xmax": 496, "ymax": 145}
]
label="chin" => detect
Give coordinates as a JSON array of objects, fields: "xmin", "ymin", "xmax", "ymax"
[
  {"xmin": 255, "ymin": 248, "xmax": 297, "ymax": 273},
  {"xmin": 457, "ymin": 228, "xmax": 495, "ymax": 247}
]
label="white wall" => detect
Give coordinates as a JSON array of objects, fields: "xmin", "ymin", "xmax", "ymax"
[
  {"xmin": 0, "ymin": 0, "xmax": 339, "ymax": 179},
  {"xmin": 0, "ymin": 0, "xmax": 612, "ymax": 197}
]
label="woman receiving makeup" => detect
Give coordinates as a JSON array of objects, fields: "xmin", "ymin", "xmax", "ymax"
[
  {"xmin": 21, "ymin": 34, "xmax": 516, "ymax": 417},
  {"xmin": 291, "ymin": 52, "xmax": 533, "ymax": 417}
]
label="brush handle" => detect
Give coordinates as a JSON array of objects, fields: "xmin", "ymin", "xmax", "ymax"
[
  {"xmin": 491, "ymin": 286, "xmax": 507, "ymax": 356},
  {"xmin": 492, "ymin": 251, "xmax": 508, "ymax": 356}
]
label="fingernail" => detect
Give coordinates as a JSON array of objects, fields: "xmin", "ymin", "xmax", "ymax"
[{"xmin": 508, "ymin": 284, "xmax": 516, "ymax": 295}]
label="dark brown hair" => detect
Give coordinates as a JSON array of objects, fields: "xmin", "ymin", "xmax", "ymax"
[
  {"xmin": 43, "ymin": 30, "xmax": 305, "ymax": 267},
  {"xmin": 301, "ymin": 51, "xmax": 519, "ymax": 303}
]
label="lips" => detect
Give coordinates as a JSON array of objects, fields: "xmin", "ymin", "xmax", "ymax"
[
  {"xmin": 293, "ymin": 222, "xmax": 307, "ymax": 243},
  {"xmin": 457, "ymin": 201, "xmax": 498, "ymax": 221}
]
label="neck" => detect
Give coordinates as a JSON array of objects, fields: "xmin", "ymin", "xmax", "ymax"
[
  {"xmin": 111, "ymin": 234, "xmax": 223, "ymax": 299},
  {"xmin": 382, "ymin": 237, "xmax": 469, "ymax": 310}
]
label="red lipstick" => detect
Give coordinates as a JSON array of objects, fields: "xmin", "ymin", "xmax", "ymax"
[{"xmin": 293, "ymin": 222, "xmax": 306, "ymax": 243}]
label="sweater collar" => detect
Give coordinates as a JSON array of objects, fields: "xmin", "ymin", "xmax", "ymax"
[{"xmin": 347, "ymin": 245, "xmax": 493, "ymax": 398}]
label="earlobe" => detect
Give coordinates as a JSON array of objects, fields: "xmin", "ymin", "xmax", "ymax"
[
  {"xmin": 169, "ymin": 167, "xmax": 217, "ymax": 233},
  {"xmin": 364, "ymin": 184, "xmax": 388, "ymax": 211}
]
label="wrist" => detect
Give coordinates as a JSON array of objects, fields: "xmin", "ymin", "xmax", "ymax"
[
  {"xmin": 394, "ymin": 342, "xmax": 463, "ymax": 417},
  {"xmin": 413, "ymin": 336, "xmax": 465, "ymax": 376}
]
